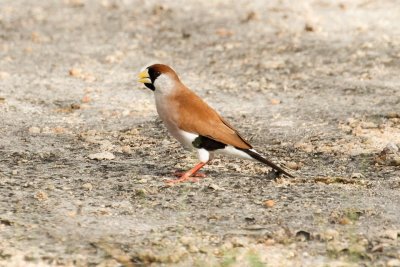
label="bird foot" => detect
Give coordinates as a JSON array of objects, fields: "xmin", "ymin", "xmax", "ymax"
[
  {"xmin": 165, "ymin": 175, "xmax": 199, "ymax": 184},
  {"xmin": 172, "ymin": 171, "xmax": 207, "ymax": 178},
  {"xmin": 166, "ymin": 163, "xmax": 208, "ymax": 184},
  {"xmin": 266, "ymin": 170, "xmax": 281, "ymax": 179}
]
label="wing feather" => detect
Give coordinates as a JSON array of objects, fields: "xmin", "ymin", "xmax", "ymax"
[{"xmin": 172, "ymin": 88, "xmax": 252, "ymax": 149}]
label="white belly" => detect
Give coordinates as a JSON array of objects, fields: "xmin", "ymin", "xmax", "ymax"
[
  {"xmin": 154, "ymin": 93, "xmax": 211, "ymax": 163},
  {"xmin": 168, "ymin": 126, "xmax": 198, "ymax": 150}
]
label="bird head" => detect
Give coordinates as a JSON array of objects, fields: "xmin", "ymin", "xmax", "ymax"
[{"xmin": 137, "ymin": 64, "xmax": 179, "ymax": 92}]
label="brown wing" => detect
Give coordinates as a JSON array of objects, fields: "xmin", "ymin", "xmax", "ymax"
[{"xmin": 172, "ymin": 87, "xmax": 252, "ymax": 149}]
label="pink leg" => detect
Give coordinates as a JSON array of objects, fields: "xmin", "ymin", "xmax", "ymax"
[
  {"xmin": 166, "ymin": 162, "xmax": 207, "ymax": 184},
  {"xmin": 172, "ymin": 170, "xmax": 206, "ymax": 178}
]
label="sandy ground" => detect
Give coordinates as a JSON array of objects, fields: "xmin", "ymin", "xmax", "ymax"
[{"xmin": 1, "ymin": 0, "xmax": 400, "ymax": 266}]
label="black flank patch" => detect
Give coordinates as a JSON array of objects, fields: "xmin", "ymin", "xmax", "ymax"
[{"xmin": 192, "ymin": 136, "xmax": 226, "ymax": 151}]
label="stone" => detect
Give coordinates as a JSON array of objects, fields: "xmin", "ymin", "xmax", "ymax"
[
  {"xmin": 28, "ymin": 126, "xmax": 41, "ymax": 134},
  {"xmin": 88, "ymin": 152, "xmax": 115, "ymax": 160}
]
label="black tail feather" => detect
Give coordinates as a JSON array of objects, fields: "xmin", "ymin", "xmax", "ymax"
[{"xmin": 240, "ymin": 149, "xmax": 294, "ymax": 178}]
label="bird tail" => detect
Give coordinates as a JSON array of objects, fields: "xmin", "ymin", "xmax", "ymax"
[{"xmin": 240, "ymin": 148, "xmax": 294, "ymax": 178}]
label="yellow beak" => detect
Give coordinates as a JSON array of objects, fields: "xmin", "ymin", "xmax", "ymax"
[{"xmin": 137, "ymin": 69, "xmax": 151, "ymax": 84}]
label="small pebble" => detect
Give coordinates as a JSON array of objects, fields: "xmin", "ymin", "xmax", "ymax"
[
  {"xmin": 187, "ymin": 244, "xmax": 198, "ymax": 253},
  {"xmin": 304, "ymin": 23, "xmax": 315, "ymax": 32},
  {"xmin": 70, "ymin": 103, "xmax": 81, "ymax": 109},
  {"xmin": 179, "ymin": 236, "xmax": 193, "ymax": 245},
  {"xmin": 122, "ymin": 109, "xmax": 130, "ymax": 116},
  {"xmin": 391, "ymin": 157, "xmax": 400, "ymax": 166},
  {"xmin": 387, "ymin": 259, "xmax": 400, "ymax": 267},
  {"xmin": 386, "ymin": 112, "xmax": 400, "ymax": 119},
  {"xmin": 52, "ymin": 127, "xmax": 66, "ymax": 134},
  {"xmin": 350, "ymin": 173, "xmax": 364, "ymax": 179},
  {"xmin": 371, "ymin": 244, "xmax": 384, "ymax": 252},
  {"xmin": 230, "ymin": 236, "xmax": 248, "ymax": 247},
  {"xmin": 320, "ymin": 229, "xmax": 339, "ymax": 241},
  {"xmin": 82, "ymin": 183, "xmax": 93, "ymax": 191},
  {"xmin": 294, "ymin": 142, "xmax": 313, "ymax": 153},
  {"xmin": 360, "ymin": 121, "xmax": 377, "ymax": 129},
  {"xmin": 208, "ymin": 183, "xmax": 223, "ymax": 191},
  {"xmin": 28, "ymin": 126, "xmax": 41, "ymax": 134},
  {"xmin": 88, "ymin": 152, "xmax": 115, "ymax": 160},
  {"xmin": 383, "ymin": 143, "xmax": 399, "ymax": 153},
  {"xmin": 347, "ymin": 117, "xmax": 358, "ymax": 126},
  {"xmin": 135, "ymin": 188, "xmax": 147, "ymax": 197},
  {"xmin": 242, "ymin": 11, "xmax": 259, "ymax": 23},
  {"xmin": 264, "ymin": 239, "xmax": 275, "ymax": 246},
  {"xmin": 286, "ymin": 161, "xmax": 299, "ymax": 170},
  {"xmin": 382, "ymin": 230, "xmax": 398, "ymax": 240},
  {"xmin": 121, "ymin": 145, "xmax": 132, "ymax": 154}
]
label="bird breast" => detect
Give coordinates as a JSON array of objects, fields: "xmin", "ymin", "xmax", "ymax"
[{"xmin": 154, "ymin": 93, "xmax": 197, "ymax": 150}]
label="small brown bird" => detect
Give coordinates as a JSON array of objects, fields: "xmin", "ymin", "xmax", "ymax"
[{"xmin": 137, "ymin": 64, "xmax": 293, "ymax": 183}]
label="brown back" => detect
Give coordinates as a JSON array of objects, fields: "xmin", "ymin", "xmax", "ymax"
[{"xmin": 172, "ymin": 87, "xmax": 252, "ymax": 149}]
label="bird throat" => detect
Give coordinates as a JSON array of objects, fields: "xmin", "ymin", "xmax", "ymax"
[{"xmin": 144, "ymin": 83, "xmax": 155, "ymax": 91}]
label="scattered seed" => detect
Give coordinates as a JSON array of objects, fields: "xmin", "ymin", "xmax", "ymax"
[
  {"xmin": 82, "ymin": 95, "xmax": 91, "ymax": 103},
  {"xmin": 270, "ymin": 98, "xmax": 281, "ymax": 105},
  {"xmin": 339, "ymin": 217, "xmax": 352, "ymax": 225},
  {"xmin": 69, "ymin": 68, "xmax": 82, "ymax": 77},
  {"xmin": 215, "ymin": 28, "xmax": 233, "ymax": 37},
  {"xmin": 34, "ymin": 191, "xmax": 48, "ymax": 201},
  {"xmin": 263, "ymin": 199, "xmax": 275, "ymax": 208},
  {"xmin": 304, "ymin": 23, "xmax": 315, "ymax": 32}
]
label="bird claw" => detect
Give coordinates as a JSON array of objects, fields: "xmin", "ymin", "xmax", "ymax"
[
  {"xmin": 166, "ymin": 163, "xmax": 208, "ymax": 184},
  {"xmin": 172, "ymin": 171, "xmax": 206, "ymax": 178},
  {"xmin": 165, "ymin": 176, "xmax": 199, "ymax": 184}
]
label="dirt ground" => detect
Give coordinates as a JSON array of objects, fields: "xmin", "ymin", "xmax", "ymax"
[{"xmin": 1, "ymin": 0, "xmax": 400, "ymax": 266}]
